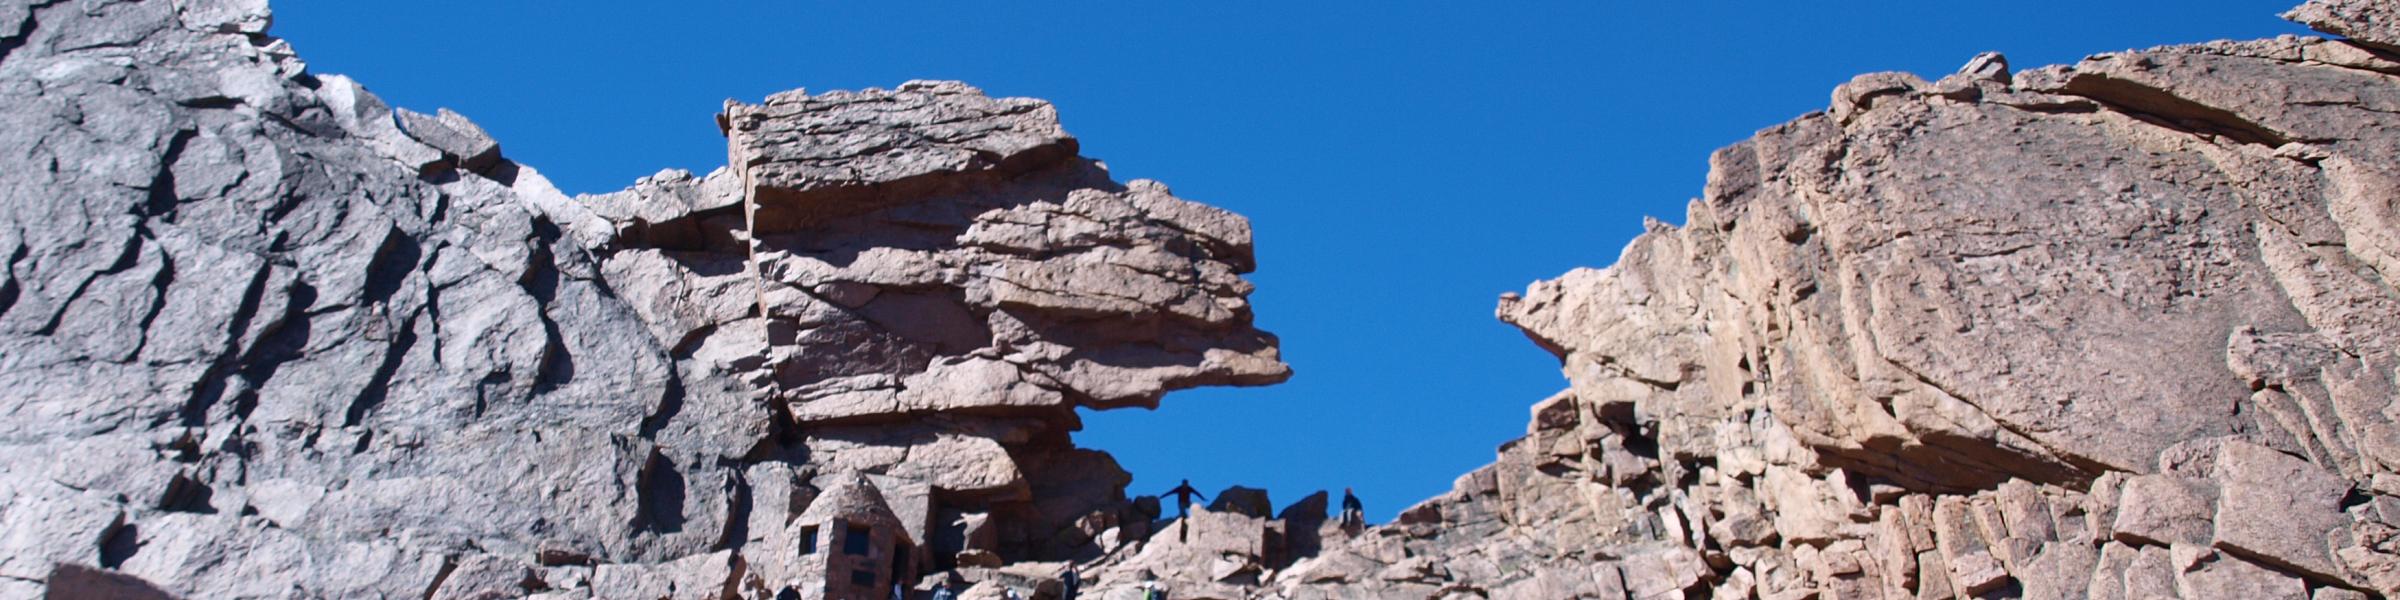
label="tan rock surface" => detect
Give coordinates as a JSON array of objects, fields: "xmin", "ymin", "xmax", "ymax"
[{"xmin": 1219, "ymin": 3, "xmax": 2400, "ymax": 598}]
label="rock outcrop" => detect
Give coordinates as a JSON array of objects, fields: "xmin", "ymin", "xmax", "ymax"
[
  {"xmin": 0, "ymin": 1, "xmax": 1282, "ymax": 598},
  {"xmin": 11, "ymin": 0, "xmax": 2400, "ymax": 598},
  {"xmin": 1185, "ymin": 1, "xmax": 2400, "ymax": 598}
]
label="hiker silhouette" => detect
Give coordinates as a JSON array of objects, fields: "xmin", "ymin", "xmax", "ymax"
[
  {"xmin": 1163, "ymin": 479, "xmax": 1208, "ymax": 542},
  {"xmin": 1340, "ymin": 487, "xmax": 1365, "ymax": 528}
]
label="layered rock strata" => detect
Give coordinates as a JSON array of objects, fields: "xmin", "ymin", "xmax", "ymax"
[{"xmin": 0, "ymin": 0, "xmax": 1282, "ymax": 598}]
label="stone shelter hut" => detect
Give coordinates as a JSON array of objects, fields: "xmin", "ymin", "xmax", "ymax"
[{"xmin": 791, "ymin": 473, "xmax": 920, "ymax": 599}]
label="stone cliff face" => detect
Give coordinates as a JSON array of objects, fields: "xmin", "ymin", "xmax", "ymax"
[
  {"xmin": 10, "ymin": 0, "xmax": 2400, "ymax": 599},
  {"xmin": 1219, "ymin": 0, "xmax": 2400, "ymax": 598},
  {"xmin": 0, "ymin": 0, "xmax": 1282, "ymax": 598}
]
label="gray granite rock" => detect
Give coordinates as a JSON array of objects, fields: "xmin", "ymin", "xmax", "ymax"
[
  {"xmin": 0, "ymin": 1, "xmax": 1282, "ymax": 598},
  {"xmin": 395, "ymin": 107, "xmax": 501, "ymax": 174}
]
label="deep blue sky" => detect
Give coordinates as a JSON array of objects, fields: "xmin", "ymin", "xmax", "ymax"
[{"xmin": 275, "ymin": 2, "xmax": 2311, "ymax": 521}]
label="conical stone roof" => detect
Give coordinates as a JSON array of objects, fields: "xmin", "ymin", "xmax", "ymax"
[{"xmin": 797, "ymin": 472, "xmax": 908, "ymax": 539}]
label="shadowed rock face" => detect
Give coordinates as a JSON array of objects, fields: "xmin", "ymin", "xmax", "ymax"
[{"xmin": 0, "ymin": 1, "xmax": 1281, "ymax": 597}]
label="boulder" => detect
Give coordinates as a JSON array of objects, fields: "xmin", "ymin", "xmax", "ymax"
[
  {"xmin": 394, "ymin": 107, "xmax": 502, "ymax": 173},
  {"xmin": 2212, "ymin": 440, "xmax": 2354, "ymax": 580},
  {"xmin": 1208, "ymin": 486, "xmax": 1273, "ymax": 518}
]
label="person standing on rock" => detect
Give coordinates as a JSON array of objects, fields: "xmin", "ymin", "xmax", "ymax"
[
  {"xmin": 1163, "ymin": 479, "xmax": 1208, "ymax": 542},
  {"xmin": 1340, "ymin": 487, "xmax": 1365, "ymax": 528},
  {"xmin": 1163, "ymin": 479, "xmax": 1208, "ymax": 517}
]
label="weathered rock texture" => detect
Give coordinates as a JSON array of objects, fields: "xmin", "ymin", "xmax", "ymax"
[
  {"xmin": 1143, "ymin": 1, "xmax": 2400, "ymax": 598},
  {"xmin": 13, "ymin": 0, "xmax": 2400, "ymax": 598},
  {"xmin": 0, "ymin": 0, "xmax": 1283, "ymax": 598}
]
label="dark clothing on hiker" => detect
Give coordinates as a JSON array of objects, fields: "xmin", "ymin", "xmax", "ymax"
[
  {"xmin": 1164, "ymin": 480, "xmax": 1207, "ymax": 516},
  {"xmin": 1164, "ymin": 480, "xmax": 1208, "ymax": 542},
  {"xmin": 1060, "ymin": 568, "xmax": 1080, "ymax": 600},
  {"xmin": 1340, "ymin": 490, "xmax": 1365, "ymax": 527}
]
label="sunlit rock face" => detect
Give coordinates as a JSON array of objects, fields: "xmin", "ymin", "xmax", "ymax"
[
  {"xmin": 0, "ymin": 1, "xmax": 1283, "ymax": 597},
  {"xmin": 13, "ymin": 0, "xmax": 2400, "ymax": 598},
  {"xmin": 1237, "ymin": 1, "xmax": 2400, "ymax": 597},
  {"xmin": 714, "ymin": 80, "xmax": 1288, "ymax": 420}
]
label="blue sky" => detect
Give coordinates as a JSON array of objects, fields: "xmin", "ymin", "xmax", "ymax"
[{"xmin": 275, "ymin": 1, "xmax": 2311, "ymax": 521}]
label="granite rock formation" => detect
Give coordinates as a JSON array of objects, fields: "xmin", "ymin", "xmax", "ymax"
[
  {"xmin": 10, "ymin": 0, "xmax": 2400, "ymax": 598},
  {"xmin": 0, "ymin": 0, "xmax": 1282, "ymax": 598},
  {"xmin": 1164, "ymin": 0, "xmax": 2400, "ymax": 597}
]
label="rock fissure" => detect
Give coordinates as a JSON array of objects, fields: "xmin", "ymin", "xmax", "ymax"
[
  {"xmin": 123, "ymin": 245, "xmax": 173, "ymax": 362},
  {"xmin": 340, "ymin": 315, "xmax": 414, "ymax": 427},
  {"xmin": 0, "ymin": 240, "xmax": 26, "ymax": 319},
  {"xmin": 1882, "ymin": 355, "xmax": 2110, "ymax": 486},
  {"xmin": 2057, "ymin": 76, "xmax": 2299, "ymax": 147}
]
